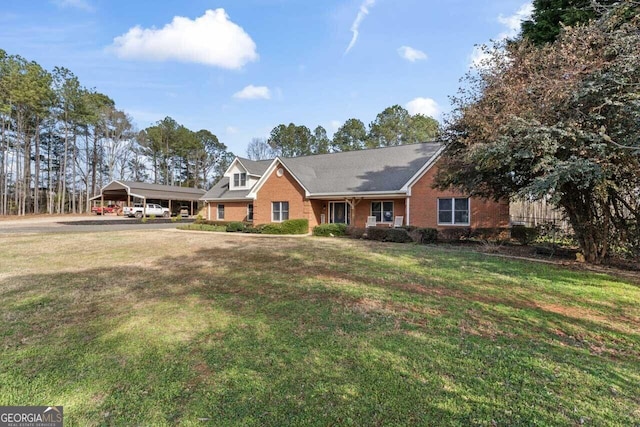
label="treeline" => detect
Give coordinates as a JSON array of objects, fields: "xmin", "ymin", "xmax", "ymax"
[
  {"xmin": 0, "ymin": 49, "xmax": 232, "ymax": 216},
  {"xmin": 246, "ymin": 105, "xmax": 439, "ymax": 159}
]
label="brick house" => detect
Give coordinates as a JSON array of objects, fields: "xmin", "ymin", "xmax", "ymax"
[{"xmin": 201, "ymin": 143, "xmax": 509, "ymax": 232}]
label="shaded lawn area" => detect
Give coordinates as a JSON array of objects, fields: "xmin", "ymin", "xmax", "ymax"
[{"xmin": 0, "ymin": 231, "xmax": 639, "ymax": 426}]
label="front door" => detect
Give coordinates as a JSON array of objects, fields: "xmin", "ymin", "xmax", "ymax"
[{"xmin": 329, "ymin": 202, "xmax": 351, "ymax": 225}]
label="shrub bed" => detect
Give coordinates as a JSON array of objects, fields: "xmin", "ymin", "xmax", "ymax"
[
  {"xmin": 365, "ymin": 227, "xmax": 412, "ymax": 243},
  {"xmin": 226, "ymin": 221, "xmax": 246, "ymax": 232},
  {"xmin": 260, "ymin": 219, "xmax": 309, "ymax": 235},
  {"xmin": 313, "ymin": 223, "xmax": 347, "ymax": 237},
  {"xmin": 407, "ymin": 227, "xmax": 438, "ymax": 244},
  {"xmin": 365, "ymin": 228, "xmax": 388, "ymax": 241},
  {"xmin": 385, "ymin": 228, "xmax": 413, "ymax": 243},
  {"xmin": 242, "ymin": 226, "xmax": 261, "ymax": 234},
  {"xmin": 511, "ymin": 225, "xmax": 539, "ymax": 245},
  {"xmin": 177, "ymin": 224, "xmax": 227, "ymax": 232},
  {"xmin": 281, "ymin": 219, "xmax": 309, "ymax": 234},
  {"xmin": 345, "ymin": 226, "xmax": 366, "ymax": 239},
  {"xmin": 184, "ymin": 219, "xmax": 309, "ymax": 235},
  {"xmin": 438, "ymin": 227, "xmax": 472, "ymax": 242},
  {"xmin": 470, "ymin": 227, "xmax": 510, "ymax": 241},
  {"xmin": 259, "ymin": 224, "xmax": 283, "ymax": 234}
]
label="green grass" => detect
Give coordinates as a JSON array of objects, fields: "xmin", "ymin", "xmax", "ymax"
[{"xmin": 1, "ymin": 231, "xmax": 639, "ymax": 426}]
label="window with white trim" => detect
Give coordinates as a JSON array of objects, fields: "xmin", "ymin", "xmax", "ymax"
[
  {"xmin": 217, "ymin": 204, "xmax": 225, "ymax": 220},
  {"xmin": 438, "ymin": 198, "xmax": 470, "ymax": 225},
  {"xmin": 247, "ymin": 203, "xmax": 254, "ymax": 222},
  {"xmin": 272, "ymin": 201, "xmax": 289, "ymax": 222},
  {"xmin": 371, "ymin": 201, "xmax": 394, "ymax": 223},
  {"xmin": 233, "ymin": 172, "xmax": 247, "ymax": 188}
]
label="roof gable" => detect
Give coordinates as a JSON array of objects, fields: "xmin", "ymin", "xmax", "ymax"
[{"xmin": 246, "ymin": 158, "xmax": 311, "ymax": 199}]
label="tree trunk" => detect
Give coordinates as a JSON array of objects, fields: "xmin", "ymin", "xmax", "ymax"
[
  {"xmin": 563, "ymin": 193, "xmax": 610, "ymax": 264},
  {"xmin": 83, "ymin": 127, "xmax": 89, "ymax": 213},
  {"xmin": 91, "ymin": 125, "xmax": 98, "ymax": 198},
  {"xmin": 47, "ymin": 126, "xmax": 53, "ymax": 214},
  {"xmin": 0, "ymin": 114, "xmax": 6, "ymax": 215},
  {"xmin": 59, "ymin": 113, "xmax": 69, "ymax": 214},
  {"xmin": 14, "ymin": 131, "xmax": 20, "ymax": 215},
  {"xmin": 71, "ymin": 133, "xmax": 77, "ymax": 213},
  {"xmin": 22, "ymin": 127, "xmax": 30, "ymax": 215},
  {"xmin": 34, "ymin": 117, "xmax": 40, "ymax": 214}
]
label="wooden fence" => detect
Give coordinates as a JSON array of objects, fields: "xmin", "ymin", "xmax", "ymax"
[{"xmin": 509, "ymin": 198, "xmax": 571, "ymax": 233}]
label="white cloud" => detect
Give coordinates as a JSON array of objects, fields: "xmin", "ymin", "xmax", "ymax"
[
  {"xmin": 469, "ymin": 2, "xmax": 533, "ymax": 69},
  {"xmin": 226, "ymin": 126, "xmax": 239, "ymax": 134},
  {"xmin": 330, "ymin": 120, "xmax": 342, "ymax": 132},
  {"xmin": 398, "ymin": 46, "xmax": 427, "ymax": 62},
  {"xmin": 345, "ymin": 0, "xmax": 376, "ymax": 55},
  {"xmin": 51, "ymin": 0, "xmax": 93, "ymax": 11},
  {"xmin": 406, "ymin": 97, "xmax": 440, "ymax": 118},
  {"xmin": 109, "ymin": 9, "xmax": 258, "ymax": 69},
  {"xmin": 233, "ymin": 85, "xmax": 271, "ymax": 100},
  {"xmin": 497, "ymin": 3, "xmax": 534, "ymax": 40}
]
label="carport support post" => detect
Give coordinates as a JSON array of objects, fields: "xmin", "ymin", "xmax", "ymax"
[
  {"xmin": 100, "ymin": 194, "xmax": 104, "ymax": 210},
  {"xmin": 169, "ymin": 200, "xmax": 172, "ymax": 215},
  {"xmin": 143, "ymin": 197, "xmax": 146, "ymax": 217},
  {"xmin": 190, "ymin": 201, "xmax": 194, "ymax": 216}
]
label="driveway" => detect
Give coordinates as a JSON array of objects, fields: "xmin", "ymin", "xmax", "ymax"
[{"xmin": 0, "ymin": 215, "xmax": 189, "ymax": 234}]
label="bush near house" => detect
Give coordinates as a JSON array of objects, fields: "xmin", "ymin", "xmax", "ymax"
[
  {"xmin": 470, "ymin": 227, "xmax": 511, "ymax": 242},
  {"xmin": 511, "ymin": 225, "xmax": 540, "ymax": 245},
  {"xmin": 260, "ymin": 219, "xmax": 309, "ymax": 235},
  {"xmin": 242, "ymin": 226, "xmax": 262, "ymax": 234},
  {"xmin": 313, "ymin": 223, "xmax": 348, "ymax": 237},
  {"xmin": 226, "ymin": 222, "xmax": 246, "ymax": 232},
  {"xmin": 194, "ymin": 219, "xmax": 251, "ymax": 231},
  {"xmin": 177, "ymin": 224, "xmax": 227, "ymax": 232},
  {"xmin": 345, "ymin": 226, "xmax": 366, "ymax": 239},
  {"xmin": 406, "ymin": 227, "xmax": 438, "ymax": 244},
  {"xmin": 365, "ymin": 227, "xmax": 413, "ymax": 243},
  {"xmin": 364, "ymin": 228, "xmax": 389, "ymax": 242},
  {"xmin": 438, "ymin": 227, "xmax": 472, "ymax": 242},
  {"xmin": 280, "ymin": 219, "xmax": 310, "ymax": 234},
  {"xmin": 183, "ymin": 219, "xmax": 309, "ymax": 235},
  {"xmin": 385, "ymin": 228, "xmax": 414, "ymax": 243}
]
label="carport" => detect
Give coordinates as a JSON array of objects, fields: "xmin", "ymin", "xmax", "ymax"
[{"xmin": 91, "ymin": 180, "xmax": 206, "ymax": 216}]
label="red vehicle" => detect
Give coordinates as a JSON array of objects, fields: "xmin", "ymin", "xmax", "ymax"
[{"xmin": 91, "ymin": 204, "xmax": 118, "ymax": 215}]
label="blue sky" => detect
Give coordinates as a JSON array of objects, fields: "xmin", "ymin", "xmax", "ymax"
[{"xmin": 0, "ymin": 0, "xmax": 532, "ymax": 155}]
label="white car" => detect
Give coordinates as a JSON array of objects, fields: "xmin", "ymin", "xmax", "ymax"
[{"xmin": 123, "ymin": 203, "xmax": 170, "ymax": 218}]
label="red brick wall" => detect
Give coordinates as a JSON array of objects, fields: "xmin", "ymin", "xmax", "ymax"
[
  {"xmin": 309, "ymin": 199, "xmax": 323, "ymax": 229},
  {"xmin": 207, "ymin": 201, "xmax": 252, "ymax": 222},
  {"xmin": 254, "ymin": 162, "xmax": 309, "ymax": 227},
  {"xmin": 409, "ymin": 160, "xmax": 509, "ymax": 229}
]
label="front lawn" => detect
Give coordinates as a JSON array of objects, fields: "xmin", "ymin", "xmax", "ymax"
[{"xmin": 0, "ymin": 231, "xmax": 638, "ymax": 425}]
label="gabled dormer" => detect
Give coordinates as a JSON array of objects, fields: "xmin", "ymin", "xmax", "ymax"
[{"xmin": 224, "ymin": 158, "xmax": 264, "ymax": 191}]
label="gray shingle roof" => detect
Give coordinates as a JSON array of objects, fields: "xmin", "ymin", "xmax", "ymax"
[
  {"xmin": 237, "ymin": 158, "xmax": 271, "ymax": 176},
  {"xmin": 101, "ymin": 180, "xmax": 205, "ymax": 201},
  {"xmin": 202, "ymin": 177, "xmax": 253, "ymax": 200},
  {"xmin": 201, "ymin": 143, "xmax": 443, "ymax": 200},
  {"xmin": 283, "ymin": 143, "xmax": 442, "ymax": 194}
]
